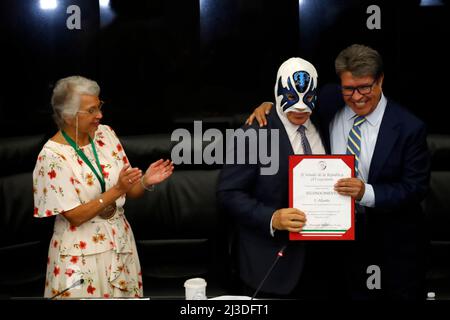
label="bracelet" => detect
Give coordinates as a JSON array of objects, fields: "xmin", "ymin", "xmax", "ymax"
[
  {"xmin": 99, "ymin": 203, "xmax": 117, "ymax": 220},
  {"xmin": 140, "ymin": 176, "xmax": 155, "ymax": 192},
  {"xmin": 97, "ymin": 197, "xmax": 116, "ymax": 219}
]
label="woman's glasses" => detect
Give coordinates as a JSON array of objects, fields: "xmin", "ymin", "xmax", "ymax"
[{"xmin": 77, "ymin": 100, "xmax": 104, "ymax": 115}]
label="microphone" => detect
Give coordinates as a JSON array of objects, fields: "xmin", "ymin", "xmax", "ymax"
[
  {"xmin": 49, "ymin": 278, "xmax": 84, "ymax": 300},
  {"xmin": 251, "ymin": 244, "xmax": 287, "ymax": 300}
]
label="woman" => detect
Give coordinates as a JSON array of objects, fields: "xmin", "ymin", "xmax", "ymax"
[{"xmin": 33, "ymin": 75, "xmax": 173, "ymax": 299}]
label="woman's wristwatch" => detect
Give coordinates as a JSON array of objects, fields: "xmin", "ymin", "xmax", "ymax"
[{"xmin": 140, "ymin": 176, "xmax": 155, "ymax": 192}]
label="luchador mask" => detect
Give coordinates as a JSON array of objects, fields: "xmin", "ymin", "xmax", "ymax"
[{"xmin": 275, "ymin": 57, "xmax": 318, "ymax": 114}]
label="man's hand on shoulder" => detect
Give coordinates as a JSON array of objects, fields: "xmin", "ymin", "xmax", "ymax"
[{"xmin": 245, "ymin": 102, "xmax": 273, "ymax": 127}]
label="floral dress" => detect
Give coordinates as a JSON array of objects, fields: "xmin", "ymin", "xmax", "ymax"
[{"xmin": 33, "ymin": 125, "xmax": 143, "ymax": 299}]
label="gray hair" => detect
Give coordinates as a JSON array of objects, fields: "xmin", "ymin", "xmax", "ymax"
[
  {"xmin": 335, "ymin": 44, "xmax": 383, "ymax": 79},
  {"xmin": 51, "ymin": 75, "xmax": 100, "ymax": 129}
]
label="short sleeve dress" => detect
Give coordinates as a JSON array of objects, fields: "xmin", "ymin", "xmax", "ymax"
[{"xmin": 33, "ymin": 125, "xmax": 143, "ymax": 298}]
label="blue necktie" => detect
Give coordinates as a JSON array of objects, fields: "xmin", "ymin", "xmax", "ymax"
[
  {"xmin": 346, "ymin": 116, "xmax": 366, "ymax": 176},
  {"xmin": 298, "ymin": 125, "xmax": 312, "ymax": 155}
]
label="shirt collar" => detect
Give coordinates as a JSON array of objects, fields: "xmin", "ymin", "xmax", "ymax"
[
  {"xmin": 276, "ymin": 104, "xmax": 313, "ymax": 137},
  {"xmin": 344, "ymin": 93, "xmax": 387, "ymax": 126}
]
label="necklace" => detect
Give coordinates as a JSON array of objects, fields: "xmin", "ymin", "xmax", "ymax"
[{"xmin": 61, "ymin": 130, "xmax": 106, "ymax": 193}]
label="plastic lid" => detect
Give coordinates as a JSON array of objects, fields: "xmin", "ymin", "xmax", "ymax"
[{"xmin": 184, "ymin": 278, "xmax": 207, "ymax": 288}]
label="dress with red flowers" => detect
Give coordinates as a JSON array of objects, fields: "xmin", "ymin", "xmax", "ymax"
[{"xmin": 33, "ymin": 125, "xmax": 143, "ymax": 299}]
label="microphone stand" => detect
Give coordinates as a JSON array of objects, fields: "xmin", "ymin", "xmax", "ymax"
[
  {"xmin": 49, "ymin": 278, "xmax": 84, "ymax": 300},
  {"xmin": 251, "ymin": 245, "xmax": 287, "ymax": 300}
]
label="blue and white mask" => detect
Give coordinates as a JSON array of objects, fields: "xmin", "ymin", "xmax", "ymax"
[{"xmin": 275, "ymin": 57, "xmax": 318, "ymax": 114}]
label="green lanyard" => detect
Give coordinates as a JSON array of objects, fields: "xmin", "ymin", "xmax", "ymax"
[{"xmin": 61, "ymin": 130, "xmax": 106, "ymax": 193}]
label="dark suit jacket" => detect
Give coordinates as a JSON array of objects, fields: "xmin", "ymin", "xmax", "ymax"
[
  {"xmin": 318, "ymin": 84, "xmax": 431, "ymax": 299},
  {"xmin": 217, "ymin": 110, "xmax": 328, "ymax": 295}
]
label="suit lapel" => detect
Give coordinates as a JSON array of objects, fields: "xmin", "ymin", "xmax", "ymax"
[
  {"xmin": 311, "ymin": 112, "xmax": 331, "ymax": 154},
  {"xmin": 317, "ymin": 83, "xmax": 345, "ymax": 154},
  {"xmin": 322, "ymin": 121, "xmax": 331, "ymax": 154},
  {"xmin": 368, "ymin": 102, "xmax": 400, "ymax": 182}
]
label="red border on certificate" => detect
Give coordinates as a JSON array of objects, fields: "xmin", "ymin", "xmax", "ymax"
[{"xmin": 289, "ymin": 155, "xmax": 355, "ymax": 241}]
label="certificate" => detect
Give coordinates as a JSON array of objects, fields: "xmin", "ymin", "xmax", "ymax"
[{"xmin": 289, "ymin": 155, "xmax": 355, "ymax": 240}]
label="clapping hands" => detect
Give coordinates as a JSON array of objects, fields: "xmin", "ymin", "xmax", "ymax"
[{"xmin": 142, "ymin": 159, "xmax": 174, "ymax": 187}]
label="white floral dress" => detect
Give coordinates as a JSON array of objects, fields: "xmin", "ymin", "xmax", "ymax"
[{"xmin": 33, "ymin": 125, "xmax": 143, "ymax": 299}]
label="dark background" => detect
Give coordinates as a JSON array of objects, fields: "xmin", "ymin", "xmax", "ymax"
[{"xmin": 0, "ymin": 0, "xmax": 449, "ymax": 137}]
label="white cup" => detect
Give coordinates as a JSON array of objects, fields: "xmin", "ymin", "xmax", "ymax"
[{"xmin": 184, "ymin": 278, "xmax": 207, "ymax": 300}]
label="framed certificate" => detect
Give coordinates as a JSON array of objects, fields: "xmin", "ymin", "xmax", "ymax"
[{"xmin": 289, "ymin": 155, "xmax": 355, "ymax": 241}]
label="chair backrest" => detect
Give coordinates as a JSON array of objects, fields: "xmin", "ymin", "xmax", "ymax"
[
  {"xmin": 424, "ymin": 134, "xmax": 450, "ymax": 242},
  {"xmin": 0, "ymin": 135, "xmax": 53, "ymax": 297},
  {"xmin": 121, "ymin": 134, "xmax": 233, "ymax": 298}
]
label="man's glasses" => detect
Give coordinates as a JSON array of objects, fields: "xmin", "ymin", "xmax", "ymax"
[
  {"xmin": 341, "ymin": 79, "xmax": 377, "ymax": 97},
  {"xmin": 77, "ymin": 100, "xmax": 105, "ymax": 115}
]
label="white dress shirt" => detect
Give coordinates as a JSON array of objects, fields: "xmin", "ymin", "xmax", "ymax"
[
  {"xmin": 276, "ymin": 106, "xmax": 326, "ymax": 155},
  {"xmin": 329, "ymin": 93, "xmax": 387, "ymax": 207}
]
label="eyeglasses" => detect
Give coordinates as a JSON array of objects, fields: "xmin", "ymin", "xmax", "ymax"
[
  {"xmin": 77, "ymin": 100, "xmax": 104, "ymax": 115},
  {"xmin": 341, "ymin": 79, "xmax": 377, "ymax": 97}
]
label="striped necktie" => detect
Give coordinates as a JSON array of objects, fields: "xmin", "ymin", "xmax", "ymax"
[
  {"xmin": 346, "ymin": 116, "xmax": 366, "ymax": 176},
  {"xmin": 298, "ymin": 125, "xmax": 312, "ymax": 155}
]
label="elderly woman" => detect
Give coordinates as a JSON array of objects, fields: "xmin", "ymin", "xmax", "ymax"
[{"xmin": 32, "ymin": 75, "xmax": 173, "ymax": 299}]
